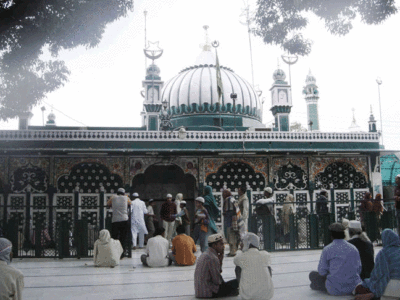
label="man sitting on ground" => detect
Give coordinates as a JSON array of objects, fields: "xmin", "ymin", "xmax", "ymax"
[
  {"xmin": 347, "ymin": 220, "xmax": 374, "ymax": 280},
  {"xmin": 169, "ymin": 225, "xmax": 196, "ymax": 266},
  {"xmin": 309, "ymin": 222, "xmax": 362, "ymax": 296},
  {"xmin": 141, "ymin": 227, "xmax": 172, "ymax": 267},
  {"xmin": 0, "ymin": 238, "xmax": 24, "ymax": 300},
  {"xmin": 194, "ymin": 233, "xmax": 239, "ymax": 298},
  {"xmin": 93, "ymin": 229, "xmax": 123, "ymax": 268},
  {"xmin": 234, "ymin": 232, "xmax": 274, "ymax": 300}
]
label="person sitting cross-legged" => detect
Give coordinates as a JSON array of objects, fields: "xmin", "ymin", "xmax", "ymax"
[
  {"xmin": 93, "ymin": 229, "xmax": 123, "ymax": 268},
  {"xmin": 194, "ymin": 233, "xmax": 239, "ymax": 298},
  {"xmin": 234, "ymin": 232, "xmax": 274, "ymax": 300},
  {"xmin": 309, "ymin": 222, "xmax": 362, "ymax": 296},
  {"xmin": 347, "ymin": 220, "xmax": 374, "ymax": 280},
  {"xmin": 141, "ymin": 227, "xmax": 172, "ymax": 267},
  {"xmin": 169, "ymin": 225, "xmax": 197, "ymax": 266},
  {"xmin": 354, "ymin": 228, "xmax": 400, "ymax": 300},
  {"xmin": 0, "ymin": 238, "xmax": 24, "ymax": 300}
]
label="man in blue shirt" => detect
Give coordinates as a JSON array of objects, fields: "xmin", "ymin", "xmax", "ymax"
[{"xmin": 309, "ymin": 222, "xmax": 362, "ymax": 296}]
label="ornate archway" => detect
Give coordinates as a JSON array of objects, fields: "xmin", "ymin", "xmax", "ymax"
[{"xmin": 131, "ymin": 164, "xmax": 196, "ymax": 200}]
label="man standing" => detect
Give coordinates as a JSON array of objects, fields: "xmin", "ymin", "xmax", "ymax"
[
  {"xmin": 107, "ymin": 188, "xmax": 131, "ymax": 256},
  {"xmin": 394, "ymin": 174, "xmax": 400, "ymax": 234},
  {"xmin": 222, "ymin": 189, "xmax": 238, "ymax": 257},
  {"xmin": 130, "ymin": 193, "xmax": 148, "ymax": 250},
  {"xmin": 194, "ymin": 233, "xmax": 239, "ymax": 298},
  {"xmin": 173, "ymin": 201, "xmax": 191, "ymax": 236},
  {"xmin": 237, "ymin": 186, "xmax": 249, "ymax": 232},
  {"xmin": 347, "ymin": 220, "xmax": 374, "ymax": 280},
  {"xmin": 160, "ymin": 194, "xmax": 177, "ymax": 244},
  {"xmin": 0, "ymin": 238, "xmax": 24, "ymax": 300},
  {"xmin": 309, "ymin": 223, "xmax": 362, "ymax": 296},
  {"xmin": 255, "ymin": 187, "xmax": 275, "ymax": 217},
  {"xmin": 144, "ymin": 199, "xmax": 156, "ymax": 244},
  {"xmin": 316, "ymin": 189, "xmax": 329, "ymax": 215}
]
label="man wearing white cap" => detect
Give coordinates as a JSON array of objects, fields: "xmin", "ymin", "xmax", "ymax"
[
  {"xmin": 107, "ymin": 188, "xmax": 132, "ymax": 257},
  {"xmin": 234, "ymin": 233, "xmax": 274, "ymax": 300},
  {"xmin": 255, "ymin": 187, "xmax": 275, "ymax": 216},
  {"xmin": 348, "ymin": 220, "xmax": 374, "ymax": 280},
  {"xmin": 130, "ymin": 193, "xmax": 148, "ymax": 250},
  {"xmin": 194, "ymin": 233, "xmax": 239, "ymax": 298},
  {"xmin": 0, "ymin": 238, "xmax": 24, "ymax": 300},
  {"xmin": 160, "ymin": 193, "xmax": 177, "ymax": 244}
]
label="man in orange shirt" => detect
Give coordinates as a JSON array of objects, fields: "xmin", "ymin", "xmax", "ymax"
[{"xmin": 169, "ymin": 225, "xmax": 197, "ymax": 266}]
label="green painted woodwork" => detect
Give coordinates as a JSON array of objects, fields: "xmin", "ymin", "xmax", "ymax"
[
  {"xmin": 148, "ymin": 116, "xmax": 158, "ymax": 131},
  {"xmin": 167, "ymin": 103, "xmax": 262, "ymax": 122},
  {"xmin": 271, "ymin": 106, "xmax": 291, "ymax": 115},
  {"xmin": 279, "ymin": 115, "xmax": 289, "ymax": 131}
]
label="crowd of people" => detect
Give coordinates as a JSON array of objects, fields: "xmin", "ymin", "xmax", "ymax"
[{"xmin": 2, "ymin": 181, "xmax": 400, "ymax": 299}]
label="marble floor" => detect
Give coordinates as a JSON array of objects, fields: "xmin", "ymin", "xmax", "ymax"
[{"xmin": 14, "ymin": 246, "xmax": 379, "ymax": 300}]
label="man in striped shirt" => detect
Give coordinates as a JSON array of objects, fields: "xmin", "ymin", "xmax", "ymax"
[{"xmin": 194, "ymin": 233, "xmax": 239, "ymax": 298}]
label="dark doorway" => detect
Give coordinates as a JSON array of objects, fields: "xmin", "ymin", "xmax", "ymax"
[{"xmin": 131, "ymin": 164, "xmax": 196, "ymax": 200}]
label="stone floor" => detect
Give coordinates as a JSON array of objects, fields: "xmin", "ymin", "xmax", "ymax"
[{"xmin": 15, "ymin": 245, "xmax": 381, "ymax": 300}]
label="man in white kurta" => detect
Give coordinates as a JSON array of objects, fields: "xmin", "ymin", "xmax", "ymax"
[
  {"xmin": 130, "ymin": 193, "xmax": 148, "ymax": 249},
  {"xmin": 234, "ymin": 233, "xmax": 274, "ymax": 300},
  {"xmin": 0, "ymin": 238, "xmax": 24, "ymax": 300}
]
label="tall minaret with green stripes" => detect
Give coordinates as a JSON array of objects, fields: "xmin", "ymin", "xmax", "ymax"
[{"xmin": 302, "ymin": 70, "xmax": 320, "ymax": 131}]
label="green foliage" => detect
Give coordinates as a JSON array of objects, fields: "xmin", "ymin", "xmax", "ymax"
[
  {"xmin": 0, "ymin": 0, "xmax": 134, "ymax": 120},
  {"xmin": 254, "ymin": 0, "xmax": 397, "ymax": 55}
]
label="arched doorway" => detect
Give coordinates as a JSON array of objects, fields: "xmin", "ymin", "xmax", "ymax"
[{"xmin": 131, "ymin": 164, "xmax": 196, "ymax": 200}]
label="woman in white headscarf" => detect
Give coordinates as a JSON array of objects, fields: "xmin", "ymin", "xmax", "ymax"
[
  {"xmin": 282, "ymin": 194, "xmax": 295, "ymax": 236},
  {"xmin": 93, "ymin": 229, "xmax": 123, "ymax": 267},
  {"xmin": 234, "ymin": 233, "xmax": 274, "ymax": 300},
  {"xmin": 0, "ymin": 238, "xmax": 24, "ymax": 300}
]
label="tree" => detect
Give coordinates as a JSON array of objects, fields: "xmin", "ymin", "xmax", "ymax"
[
  {"xmin": 290, "ymin": 121, "xmax": 307, "ymax": 132},
  {"xmin": 254, "ymin": 0, "xmax": 397, "ymax": 56},
  {"xmin": 0, "ymin": 0, "xmax": 134, "ymax": 121}
]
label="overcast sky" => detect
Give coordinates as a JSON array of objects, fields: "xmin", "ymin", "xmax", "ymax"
[{"xmin": 1, "ymin": 0, "xmax": 399, "ymax": 150}]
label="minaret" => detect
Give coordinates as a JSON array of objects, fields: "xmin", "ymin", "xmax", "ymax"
[
  {"xmin": 368, "ymin": 105, "xmax": 377, "ymax": 133},
  {"xmin": 302, "ymin": 70, "xmax": 320, "ymax": 131},
  {"xmin": 270, "ymin": 66, "xmax": 292, "ymax": 131},
  {"xmin": 142, "ymin": 42, "xmax": 164, "ymax": 131}
]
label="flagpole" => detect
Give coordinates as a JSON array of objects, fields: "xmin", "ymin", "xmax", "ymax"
[{"xmin": 212, "ymin": 40, "xmax": 223, "ymax": 130}]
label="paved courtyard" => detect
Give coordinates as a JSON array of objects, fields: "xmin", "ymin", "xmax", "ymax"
[{"xmin": 16, "ymin": 246, "xmax": 381, "ymax": 300}]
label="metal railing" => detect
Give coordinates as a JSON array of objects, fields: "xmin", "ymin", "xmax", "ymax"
[{"xmin": 0, "ymin": 129, "xmax": 379, "ymax": 142}]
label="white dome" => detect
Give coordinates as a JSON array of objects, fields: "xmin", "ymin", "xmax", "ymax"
[{"xmin": 160, "ymin": 51, "xmax": 262, "ymax": 122}]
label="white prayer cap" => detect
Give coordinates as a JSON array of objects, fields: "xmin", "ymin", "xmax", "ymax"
[
  {"xmin": 166, "ymin": 194, "xmax": 172, "ymax": 198},
  {"xmin": 349, "ymin": 220, "xmax": 362, "ymax": 230},
  {"xmin": 117, "ymin": 188, "xmax": 125, "ymax": 193},
  {"xmin": 180, "ymin": 200, "xmax": 186, "ymax": 205},
  {"xmin": 242, "ymin": 232, "xmax": 260, "ymax": 252},
  {"xmin": 264, "ymin": 187, "xmax": 272, "ymax": 194},
  {"xmin": 132, "ymin": 192, "xmax": 139, "ymax": 197},
  {"xmin": 208, "ymin": 233, "xmax": 223, "ymax": 244},
  {"xmin": 195, "ymin": 197, "xmax": 205, "ymax": 203},
  {"xmin": 148, "ymin": 199, "xmax": 154, "ymax": 202},
  {"xmin": 396, "ymin": 174, "xmax": 400, "ymax": 178}
]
